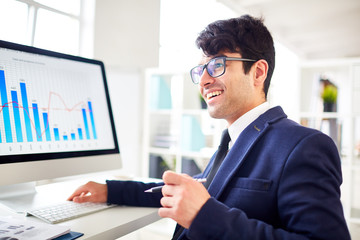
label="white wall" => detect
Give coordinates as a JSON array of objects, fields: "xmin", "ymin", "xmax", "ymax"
[
  {"xmin": 105, "ymin": 68, "xmax": 144, "ymax": 177},
  {"xmin": 269, "ymin": 42, "xmax": 300, "ymax": 121},
  {"xmin": 94, "ymin": 0, "xmax": 160, "ymax": 69},
  {"xmin": 93, "ymin": 0, "xmax": 160, "ymax": 177}
]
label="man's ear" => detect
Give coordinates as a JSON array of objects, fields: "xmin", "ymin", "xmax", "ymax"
[{"xmin": 253, "ymin": 59, "xmax": 268, "ymax": 87}]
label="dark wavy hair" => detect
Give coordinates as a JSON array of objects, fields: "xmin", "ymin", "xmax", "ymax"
[{"xmin": 195, "ymin": 15, "xmax": 275, "ymax": 98}]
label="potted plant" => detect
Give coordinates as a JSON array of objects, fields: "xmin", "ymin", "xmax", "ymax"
[
  {"xmin": 321, "ymin": 84, "xmax": 337, "ymax": 112},
  {"xmin": 199, "ymin": 93, "xmax": 207, "ymax": 109}
]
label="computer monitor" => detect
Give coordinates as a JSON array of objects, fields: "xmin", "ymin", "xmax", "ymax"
[{"xmin": 0, "ymin": 40, "xmax": 121, "ymax": 210}]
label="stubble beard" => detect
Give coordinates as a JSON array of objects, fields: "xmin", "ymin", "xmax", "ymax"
[{"xmin": 207, "ymin": 101, "xmax": 231, "ymax": 120}]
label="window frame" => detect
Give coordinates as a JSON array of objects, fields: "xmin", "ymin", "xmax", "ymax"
[{"xmin": 12, "ymin": 0, "xmax": 93, "ymax": 57}]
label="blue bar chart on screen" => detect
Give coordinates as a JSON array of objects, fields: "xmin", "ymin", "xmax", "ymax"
[{"xmin": 0, "ymin": 49, "xmax": 113, "ymax": 156}]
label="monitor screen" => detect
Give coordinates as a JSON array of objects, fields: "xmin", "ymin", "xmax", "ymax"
[{"xmin": 0, "ymin": 40, "xmax": 121, "ymax": 190}]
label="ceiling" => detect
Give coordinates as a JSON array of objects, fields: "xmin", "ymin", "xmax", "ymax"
[{"xmin": 218, "ymin": 0, "xmax": 360, "ymax": 60}]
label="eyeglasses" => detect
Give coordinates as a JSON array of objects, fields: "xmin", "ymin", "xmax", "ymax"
[{"xmin": 190, "ymin": 57, "xmax": 256, "ymax": 84}]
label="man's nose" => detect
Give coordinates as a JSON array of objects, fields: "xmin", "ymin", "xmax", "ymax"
[{"xmin": 199, "ymin": 68, "xmax": 215, "ymax": 87}]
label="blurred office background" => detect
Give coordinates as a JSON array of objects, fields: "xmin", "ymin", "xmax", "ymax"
[{"xmin": 1, "ymin": 0, "xmax": 359, "ymax": 239}]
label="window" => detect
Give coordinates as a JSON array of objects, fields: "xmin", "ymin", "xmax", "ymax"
[
  {"xmin": 0, "ymin": 0, "xmax": 28, "ymax": 44},
  {"xmin": 0, "ymin": 0, "xmax": 94, "ymax": 57},
  {"xmin": 35, "ymin": 0, "xmax": 80, "ymax": 15},
  {"xmin": 34, "ymin": 8, "xmax": 80, "ymax": 54}
]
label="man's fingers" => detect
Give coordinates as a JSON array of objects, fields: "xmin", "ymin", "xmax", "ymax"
[
  {"xmin": 72, "ymin": 194, "xmax": 93, "ymax": 203},
  {"xmin": 162, "ymin": 171, "xmax": 179, "ymax": 184},
  {"xmin": 67, "ymin": 189, "xmax": 87, "ymax": 201},
  {"xmin": 160, "ymin": 196, "xmax": 174, "ymax": 208},
  {"xmin": 162, "ymin": 171, "xmax": 192, "ymax": 185},
  {"xmin": 158, "ymin": 206, "xmax": 174, "ymax": 219},
  {"xmin": 161, "ymin": 184, "xmax": 175, "ymax": 197}
]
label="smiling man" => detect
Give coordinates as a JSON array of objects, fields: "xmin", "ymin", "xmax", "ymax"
[{"xmin": 69, "ymin": 15, "xmax": 351, "ymax": 240}]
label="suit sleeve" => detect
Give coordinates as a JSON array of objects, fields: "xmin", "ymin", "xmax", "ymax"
[
  {"xmin": 187, "ymin": 132, "xmax": 350, "ymax": 240},
  {"xmin": 105, "ymin": 173, "xmax": 206, "ymax": 208},
  {"xmin": 106, "ymin": 180, "xmax": 163, "ymax": 207}
]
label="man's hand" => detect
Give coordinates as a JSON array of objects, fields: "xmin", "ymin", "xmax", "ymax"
[
  {"xmin": 67, "ymin": 181, "xmax": 107, "ymax": 203},
  {"xmin": 158, "ymin": 171, "xmax": 211, "ymax": 229}
]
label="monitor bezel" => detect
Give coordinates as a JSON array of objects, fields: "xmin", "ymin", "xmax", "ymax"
[{"xmin": 0, "ymin": 39, "xmax": 120, "ymax": 165}]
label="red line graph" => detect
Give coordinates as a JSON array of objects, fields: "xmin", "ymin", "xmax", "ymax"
[{"xmin": 0, "ymin": 91, "xmax": 88, "ymax": 140}]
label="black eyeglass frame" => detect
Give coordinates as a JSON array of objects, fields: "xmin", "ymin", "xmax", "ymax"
[{"xmin": 190, "ymin": 57, "xmax": 257, "ymax": 84}]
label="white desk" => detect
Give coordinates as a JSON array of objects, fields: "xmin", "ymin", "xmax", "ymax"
[
  {"xmin": 0, "ymin": 204, "xmax": 161, "ymax": 239},
  {"xmin": 0, "ymin": 177, "xmax": 162, "ymax": 239}
]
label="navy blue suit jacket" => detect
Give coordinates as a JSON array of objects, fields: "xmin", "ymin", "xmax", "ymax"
[{"xmin": 107, "ymin": 106, "xmax": 350, "ymax": 240}]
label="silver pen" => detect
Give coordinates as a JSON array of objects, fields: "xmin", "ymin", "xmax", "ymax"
[{"xmin": 144, "ymin": 178, "xmax": 207, "ymax": 193}]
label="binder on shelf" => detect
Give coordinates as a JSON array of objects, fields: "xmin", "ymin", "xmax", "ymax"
[
  {"xmin": 149, "ymin": 75, "xmax": 172, "ymax": 110},
  {"xmin": 149, "ymin": 154, "xmax": 170, "ymax": 179},
  {"xmin": 181, "ymin": 115, "xmax": 205, "ymax": 151},
  {"xmin": 181, "ymin": 157, "xmax": 201, "ymax": 176},
  {"xmin": 153, "ymin": 135, "xmax": 177, "ymax": 148}
]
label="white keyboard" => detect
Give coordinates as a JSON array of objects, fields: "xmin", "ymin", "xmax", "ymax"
[{"xmin": 27, "ymin": 201, "xmax": 114, "ymax": 224}]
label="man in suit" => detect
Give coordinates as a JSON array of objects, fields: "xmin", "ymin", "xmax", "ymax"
[{"xmin": 69, "ymin": 15, "xmax": 351, "ymax": 239}]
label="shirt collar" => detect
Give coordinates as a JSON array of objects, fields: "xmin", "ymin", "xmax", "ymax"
[{"xmin": 228, "ymin": 102, "xmax": 270, "ymax": 149}]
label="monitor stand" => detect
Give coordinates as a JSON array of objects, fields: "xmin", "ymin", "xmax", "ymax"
[{"xmin": 0, "ymin": 182, "xmax": 69, "ymax": 214}]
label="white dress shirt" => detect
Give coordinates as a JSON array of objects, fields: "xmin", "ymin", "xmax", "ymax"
[{"xmin": 228, "ymin": 102, "xmax": 270, "ymax": 149}]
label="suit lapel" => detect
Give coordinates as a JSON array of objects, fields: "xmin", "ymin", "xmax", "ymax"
[{"xmin": 207, "ymin": 106, "xmax": 287, "ymax": 198}]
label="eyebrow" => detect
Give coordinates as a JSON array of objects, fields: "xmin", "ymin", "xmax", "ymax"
[{"xmin": 198, "ymin": 55, "xmax": 227, "ymax": 65}]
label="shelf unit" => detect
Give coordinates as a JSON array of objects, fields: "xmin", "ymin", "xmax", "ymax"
[
  {"xmin": 142, "ymin": 69, "xmax": 226, "ymax": 179},
  {"xmin": 298, "ymin": 58, "xmax": 360, "ymax": 223}
]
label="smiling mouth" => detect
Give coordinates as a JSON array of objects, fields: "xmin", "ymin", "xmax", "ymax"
[{"xmin": 206, "ymin": 91, "xmax": 223, "ymax": 100}]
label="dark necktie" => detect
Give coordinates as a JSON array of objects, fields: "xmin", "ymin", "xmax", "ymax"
[
  {"xmin": 203, "ymin": 129, "xmax": 230, "ymax": 189},
  {"xmin": 172, "ymin": 129, "xmax": 230, "ymax": 240}
]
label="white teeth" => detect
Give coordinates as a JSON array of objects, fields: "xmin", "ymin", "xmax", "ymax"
[{"xmin": 207, "ymin": 91, "xmax": 222, "ymax": 100}]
